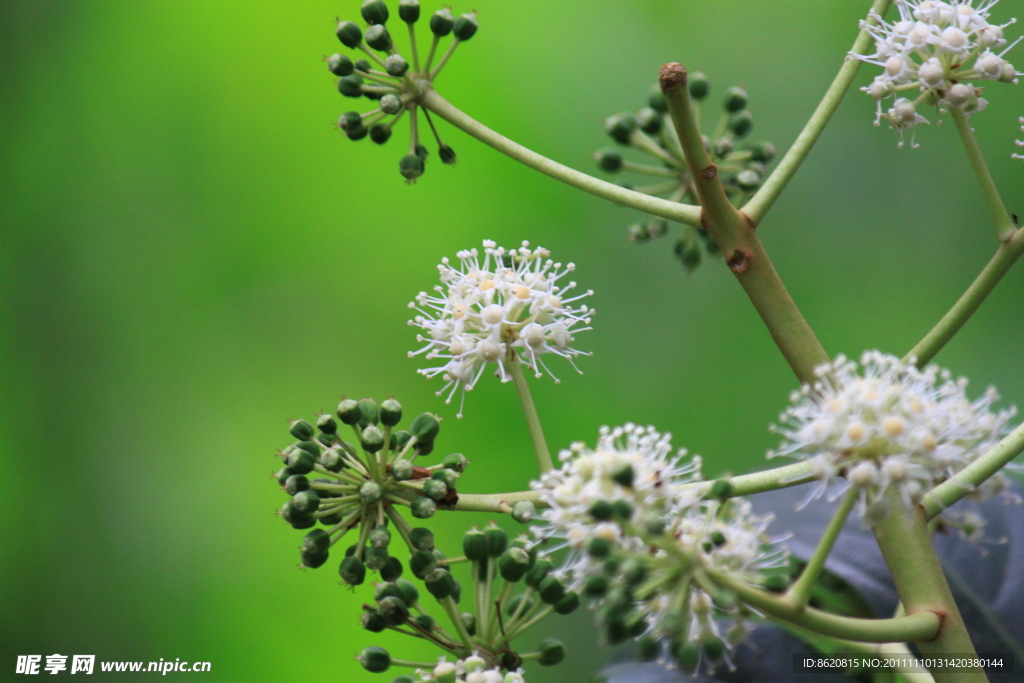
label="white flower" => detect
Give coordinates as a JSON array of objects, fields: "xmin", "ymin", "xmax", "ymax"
[
  {"xmin": 530, "ymin": 423, "xmax": 702, "ymax": 584},
  {"xmin": 1014, "ymin": 116, "xmax": 1024, "ymax": 159},
  {"xmin": 770, "ymin": 351, "xmax": 1017, "ymax": 522},
  {"xmin": 409, "ymin": 240, "xmax": 593, "ymax": 417},
  {"xmin": 853, "ymin": 0, "xmax": 1022, "ymax": 146}
]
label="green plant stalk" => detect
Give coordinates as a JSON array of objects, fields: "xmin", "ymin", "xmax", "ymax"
[
  {"xmin": 742, "ymin": 0, "xmax": 893, "ymax": 224},
  {"xmin": 949, "ymin": 107, "xmax": 1017, "ymax": 241},
  {"xmin": 904, "ymin": 227, "xmax": 1024, "ymax": 367},
  {"xmin": 787, "ymin": 486, "xmax": 858, "ymax": 608},
  {"xmin": 659, "ymin": 63, "xmax": 830, "ymax": 383},
  {"xmin": 922, "ymin": 421, "xmax": 1024, "ymax": 519},
  {"xmin": 872, "ymin": 495, "xmax": 987, "ymax": 683},
  {"xmin": 418, "ymin": 89, "xmax": 702, "ymax": 226},
  {"xmin": 708, "ymin": 570, "xmax": 941, "ymax": 643},
  {"xmin": 507, "ymin": 352, "xmax": 554, "ymax": 473}
]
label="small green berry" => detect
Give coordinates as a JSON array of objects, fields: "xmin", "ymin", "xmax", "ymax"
[
  {"xmin": 400, "ymin": 154, "xmax": 424, "ymax": 181},
  {"xmin": 411, "ymin": 496, "xmax": 436, "ymax": 519},
  {"xmin": 398, "ymin": 0, "xmax": 420, "ymax": 23},
  {"xmin": 361, "ymin": 0, "xmax": 389, "ymax": 25},
  {"xmin": 596, "ymin": 148, "xmax": 623, "ymax": 173},
  {"xmin": 537, "ymin": 638, "xmax": 565, "ymax": 666},
  {"xmin": 339, "ymin": 555, "xmax": 367, "ymax": 586},
  {"xmin": 689, "ymin": 71, "xmax": 709, "ymax": 100},
  {"xmin": 365, "ymin": 24, "xmax": 393, "ymax": 51},
  {"xmin": 337, "ymin": 74, "xmax": 364, "ymax": 98},
  {"xmin": 328, "ymin": 53, "xmax": 354, "ymax": 76},
  {"xmin": 384, "ymin": 54, "xmax": 408, "ymax": 77},
  {"xmin": 453, "ymin": 12, "xmax": 478, "ymax": 41},
  {"xmin": 358, "ymin": 646, "xmax": 391, "ymax": 673},
  {"xmin": 336, "ymin": 20, "xmax": 363, "ymax": 48},
  {"xmin": 430, "ymin": 8, "xmax": 454, "ymax": 36},
  {"xmin": 724, "ymin": 86, "xmax": 748, "ymax": 112}
]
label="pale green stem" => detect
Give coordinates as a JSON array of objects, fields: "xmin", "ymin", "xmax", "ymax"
[
  {"xmin": 659, "ymin": 63, "xmax": 830, "ymax": 383},
  {"xmin": 923, "ymin": 421, "xmax": 1024, "ymax": 520},
  {"xmin": 708, "ymin": 570, "xmax": 941, "ymax": 643},
  {"xmin": 787, "ymin": 487, "xmax": 858, "ymax": 608},
  {"xmin": 872, "ymin": 495, "xmax": 987, "ymax": 683},
  {"xmin": 430, "ymin": 40, "xmax": 461, "ymax": 81},
  {"xmin": 905, "ymin": 227, "xmax": 1024, "ymax": 367},
  {"xmin": 440, "ymin": 596, "xmax": 475, "ymax": 650},
  {"xmin": 950, "ymin": 107, "xmax": 1017, "ymax": 241},
  {"xmin": 407, "ymin": 23, "xmax": 421, "ymax": 73},
  {"xmin": 507, "ymin": 353, "xmax": 553, "ymax": 473},
  {"xmin": 453, "ymin": 490, "xmax": 539, "ymax": 513},
  {"xmin": 742, "ymin": 0, "xmax": 893, "ymax": 224},
  {"xmin": 681, "ymin": 461, "xmax": 817, "ymax": 499},
  {"xmin": 418, "ymin": 89, "xmax": 702, "ymax": 226},
  {"xmin": 384, "ymin": 504, "xmax": 416, "ymax": 553}
]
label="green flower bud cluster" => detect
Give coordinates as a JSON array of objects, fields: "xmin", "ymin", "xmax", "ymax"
[
  {"xmin": 357, "ymin": 524, "xmax": 572, "ymax": 679},
  {"xmin": 327, "ymin": 1, "xmax": 480, "ymax": 182},
  {"xmin": 592, "ymin": 74, "xmax": 777, "ymax": 273},
  {"xmin": 272, "ymin": 396, "xmax": 460, "ymax": 583}
]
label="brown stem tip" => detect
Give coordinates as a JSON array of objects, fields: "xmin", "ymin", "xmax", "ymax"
[{"xmin": 659, "ymin": 62, "xmax": 688, "ymax": 91}]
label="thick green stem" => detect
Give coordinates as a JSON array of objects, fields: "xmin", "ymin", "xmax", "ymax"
[
  {"xmin": 454, "ymin": 490, "xmax": 540, "ymax": 513},
  {"xmin": 659, "ymin": 63, "xmax": 830, "ymax": 383},
  {"xmin": 507, "ymin": 353, "xmax": 553, "ymax": 474},
  {"xmin": 709, "ymin": 570, "xmax": 941, "ymax": 643},
  {"xmin": 922, "ymin": 421, "xmax": 1024, "ymax": 520},
  {"xmin": 685, "ymin": 461, "xmax": 818, "ymax": 499},
  {"xmin": 873, "ymin": 497, "xmax": 987, "ymax": 683},
  {"xmin": 742, "ymin": 0, "xmax": 893, "ymax": 224},
  {"xmin": 905, "ymin": 227, "xmax": 1024, "ymax": 367},
  {"xmin": 787, "ymin": 486, "xmax": 858, "ymax": 608},
  {"xmin": 418, "ymin": 89, "xmax": 702, "ymax": 227},
  {"xmin": 950, "ymin": 108, "xmax": 1017, "ymax": 241}
]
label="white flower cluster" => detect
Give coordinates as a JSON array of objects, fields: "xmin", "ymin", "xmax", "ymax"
[
  {"xmin": 1014, "ymin": 116, "xmax": 1024, "ymax": 158},
  {"xmin": 530, "ymin": 423, "xmax": 703, "ymax": 583},
  {"xmin": 409, "ymin": 240, "xmax": 593, "ymax": 417},
  {"xmin": 529, "ymin": 425, "xmax": 784, "ymax": 662},
  {"xmin": 770, "ymin": 351, "xmax": 1016, "ymax": 523},
  {"xmin": 853, "ymin": 0, "xmax": 1022, "ymax": 146},
  {"xmin": 425, "ymin": 655, "xmax": 524, "ymax": 683}
]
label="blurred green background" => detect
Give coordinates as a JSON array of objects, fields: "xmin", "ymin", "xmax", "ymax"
[{"xmin": 2, "ymin": 0, "xmax": 1023, "ymax": 680}]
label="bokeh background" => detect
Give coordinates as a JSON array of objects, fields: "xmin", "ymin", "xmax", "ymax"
[{"xmin": 2, "ymin": 0, "xmax": 1023, "ymax": 680}]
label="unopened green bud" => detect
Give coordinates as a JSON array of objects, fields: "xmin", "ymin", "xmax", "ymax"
[
  {"xmin": 588, "ymin": 499, "xmax": 614, "ymax": 521},
  {"xmin": 511, "ymin": 500, "xmax": 536, "ymax": 523},
  {"xmin": 369, "ymin": 524, "xmax": 392, "ymax": 549},
  {"xmin": 703, "ymin": 636, "xmax": 725, "ymax": 662},
  {"xmin": 360, "ymin": 481, "xmax": 384, "ymax": 504},
  {"xmin": 328, "ymin": 53, "xmax": 354, "ymax": 76},
  {"xmin": 339, "ymin": 555, "xmax": 367, "ymax": 585},
  {"xmin": 604, "ymin": 112, "xmax": 637, "ymax": 144},
  {"xmin": 313, "ymin": 415, "xmax": 337, "ymax": 437},
  {"xmin": 411, "ymin": 496, "xmax": 436, "ymax": 519},
  {"xmin": 425, "ymin": 568, "xmax": 456, "ymax": 599},
  {"xmin": 538, "ymin": 575, "xmax": 566, "ymax": 604},
  {"xmin": 275, "ymin": 466, "xmax": 294, "ymax": 486},
  {"xmin": 414, "ymin": 440, "xmax": 434, "ymax": 456},
  {"xmin": 400, "ymin": 153, "xmax": 424, "ymax": 181},
  {"xmin": 709, "ymin": 479, "xmax": 733, "ymax": 501},
  {"xmin": 621, "ymin": 558, "xmax": 647, "ymax": 586},
  {"xmin": 506, "ymin": 594, "xmax": 536, "ymax": 617},
  {"xmin": 375, "ymin": 398, "xmax": 401, "ymax": 427},
  {"xmin": 453, "ymin": 12, "xmax": 478, "ymax": 41},
  {"xmin": 336, "ymin": 20, "xmax": 363, "ymax": 48},
  {"xmin": 409, "ymin": 527, "xmax": 434, "ymax": 551},
  {"xmin": 394, "ymin": 577, "xmax": 419, "ymax": 605},
  {"xmin": 409, "ymin": 549, "xmax": 437, "ymax": 578},
  {"xmin": 415, "ymin": 143, "xmax": 429, "ymax": 160},
  {"xmin": 384, "ymin": 54, "xmax": 409, "ymax": 77},
  {"xmin": 378, "ymin": 596, "xmax": 410, "ymax": 626},
  {"xmin": 284, "ymin": 474, "xmax": 310, "ymax": 496},
  {"xmin": 689, "ymin": 71, "xmax": 709, "ymax": 100},
  {"xmin": 537, "ymin": 638, "xmax": 565, "ymax": 666},
  {"xmin": 399, "ymin": 0, "xmax": 420, "ymax": 23},
  {"xmin": 430, "ymin": 8, "xmax": 454, "ymax": 36},
  {"xmin": 627, "ymin": 222, "xmax": 651, "ymax": 243},
  {"xmin": 499, "ymin": 547, "xmax": 531, "ymax": 582},
  {"xmin": 461, "ymin": 611, "xmax": 477, "ymax": 636},
  {"xmin": 412, "ymin": 614, "xmax": 434, "ymax": 631},
  {"xmin": 439, "ymin": 144, "xmax": 457, "ymax": 164},
  {"xmin": 365, "ymin": 545, "xmax": 389, "ymax": 571},
  {"xmin": 393, "ymin": 677, "xmax": 417, "ymax": 683},
  {"xmin": 369, "ymin": 124, "xmax": 392, "ymax": 145},
  {"xmin": 365, "ymin": 24, "xmax": 393, "ymax": 51},
  {"xmin": 724, "ymin": 86, "xmax": 747, "ymax": 112},
  {"xmin": 292, "ymin": 489, "xmax": 320, "ymax": 514},
  {"xmin": 360, "ymin": 425, "xmax": 385, "ymax": 454},
  {"xmin": 484, "ymin": 525, "xmax": 507, "ymax": 557},
  {"xmin": 554, "ymin": 591, "xmax": 580, "ymax": 615},
  {"xmin": 381, "ymin": 555, "xmax": 403, "ymax": 581},
  {"xmin": 361, "ymin": 0, "xmax": 389, "ymax": 25},
  {"xmin": 596, "ymin": 148, "xmax": 623, "ymax": 173},
  {"xmin": 441, "ymin": 452, "xmax": 467, "ymax": 472},
  {"xmin": 409, "ymin": 412, "xmax": 441, "ymax": 441},
  {"xmin": 422, "ymin": 478, "xmax": 448, "ymax": 500},
  {"xmin": 391, "ymin": 459, "xmax": 414, "ymax": 481},
  {"xmin": 463, "ymin": 528, "xmax": 487, "ymax": 561},
  {"xmin": 361, "ymin": 609, "xmax": 387, "ymax": 632},
  {"xmin": 337, "ymin": 398, "xmax": 360, "ymax": 424},
  {"xmin": 713, "ymin": 137, "xmax": 734, "ymax": 157},
  {"xmin": 729, "ymin": 110, "xmax": 753, "ymax": 138},
  {"xmin": 303, "ymin": 528, "xmax": 331, "ymax": 554},
  {"xmin": 392, "ymin": 430, "xmax": 412, "ymax": 452},
  {"xmin": 675, "ymin": 642, "xmax": 699, "ymax": 672},
  {"xmin": 762, "ymin": 574, "xmax": 789, "ymax": 593},
  {"xmin": 300, "ymin": 545, "xmax": 329, "ymax": 568},
  {"xmin": 380, "ymin": 94, "xmax": 403, "ymax": 116},
  {"xmin": 611, "ymin": 463, "xmax": 634, "ymax": 487},
  {"xmin": 737, "ymin": 168, "xmax": 760, "ymax": 191},
  {"xmin": 749, "ymin": 141, "xmax": 776, "ymax": 162},
  {"xmin": 583, "ymin": 574, "xmax": 609, "ymax": 597},
  {"xmin": 587, "ymin": 536, "xmax": 612, "ymax": 558},
  {"xmin": 648, "ymin": 86, "xmax": 668, "ymax": 113},
  {"xmin": 675, "ymin": 239, "xmax": 701, "ymax": 273},
  {"xmin": 432, "ymin": 468, "xmax": 457, "ymax": 488},
  {"xmin": 345, "ymin": 124, "xmax": 368, "ymax": 141},
  {"xmin": 525, "ymin": 558, "xmax": 553, "ymax": 588},
  {"xmin": 636, "ymin": 107, "xmax": 662, "ymax": 134},
  {"xmin": 286, "ymin": 449, "xmax": 315, "ymax": 475},
  {"xmin": 359, "ymin": 646, "xmax": 391, "ymax": 673},
  {"xmin": 289, "ymin": 419, "xmax": 314, "ymax": 441},
  {"xmin": 354, "ymin": 58, "xmax": 372, "ymax": 73},
  {"xmin": 337, "ymin": 73, "xmax": 364, "ymax": 98}
]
